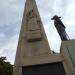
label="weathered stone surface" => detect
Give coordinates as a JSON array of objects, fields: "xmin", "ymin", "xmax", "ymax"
[{"xmin": 13, "ymin": 0, "xmax": 51, "ymax": 75}]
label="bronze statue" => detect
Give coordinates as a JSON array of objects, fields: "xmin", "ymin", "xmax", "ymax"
[{"xmin": 51, "ymin": 15, "xmax": 69, "ymax": 41}]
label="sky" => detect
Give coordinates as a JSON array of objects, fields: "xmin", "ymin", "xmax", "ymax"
[{"xmin": 0, "ymin": 0, "xmax": 75, "ymax": 64}]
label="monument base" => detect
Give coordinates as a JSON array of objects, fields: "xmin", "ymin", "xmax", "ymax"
[{"xmin": 13, "ymin": 53, "xmax": 75, "ymax": 75}]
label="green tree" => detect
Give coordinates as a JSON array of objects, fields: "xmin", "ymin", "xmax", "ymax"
[{"xmin": 0, "ymin": 57, "xmax": 13, "ymax": 75}]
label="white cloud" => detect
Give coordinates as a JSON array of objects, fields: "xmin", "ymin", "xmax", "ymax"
[
  {"xmin": 0, "ymin": 33, "xmax": 5, "ymax": 38},
  {"xmin": 0, "ymin": 34, "xmax": 18, "ymax": 64},
  {"xmin": 0, "ymin": 0, "xmax": 23, "ymax": 64}
]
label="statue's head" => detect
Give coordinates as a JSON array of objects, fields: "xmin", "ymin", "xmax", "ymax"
[{"xmin": 51, "ymin": 15, "xmax": 61, "ymax": 20}]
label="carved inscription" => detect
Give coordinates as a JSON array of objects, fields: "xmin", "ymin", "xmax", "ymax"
[{"xmin": 26, "ymin": 10, "xmax": 42, "ymax": 42}]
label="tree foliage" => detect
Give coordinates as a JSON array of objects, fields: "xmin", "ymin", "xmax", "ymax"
[{"xmin": 0, "ymin": 57, "xmax": 13, "ymax": 75}]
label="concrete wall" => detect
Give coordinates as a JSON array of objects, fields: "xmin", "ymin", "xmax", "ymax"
[{"xmin": 60, "ymin": 40, "xmax": 75, "ymax": 74}]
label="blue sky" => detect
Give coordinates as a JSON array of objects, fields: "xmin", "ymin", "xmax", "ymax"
[{"xmin": 0, "ymin": 0, "xmax": 75, "ymax": 64}]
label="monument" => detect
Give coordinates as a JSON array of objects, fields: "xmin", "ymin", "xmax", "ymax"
[
  {"xmin": 51, "ymin": 15, "xmax": 69, "ymax": 41},
  {"xmin": 13, "ymin": 0, "xmax": 75, "ymax": 75}
]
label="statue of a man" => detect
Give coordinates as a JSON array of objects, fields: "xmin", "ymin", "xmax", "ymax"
[{"xmin": 51, "ymin": 15, "xmax": 68, "ymax": 41}]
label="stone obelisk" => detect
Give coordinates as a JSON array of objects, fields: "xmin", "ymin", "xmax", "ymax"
[{"xmin": 13, "ymin": 0, "xmax": 51, "ymax": 75}]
